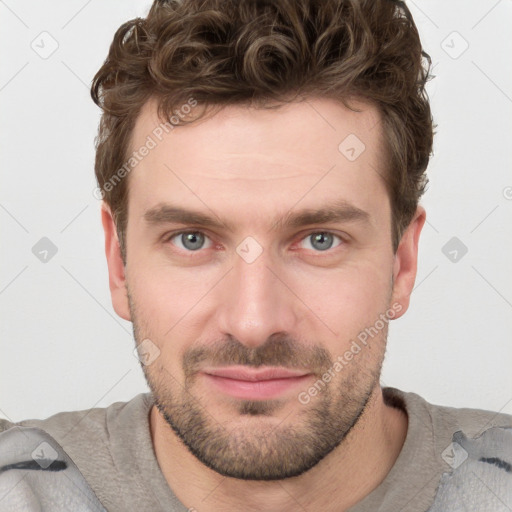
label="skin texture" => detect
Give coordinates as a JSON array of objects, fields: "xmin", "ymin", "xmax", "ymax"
[{"xmin": 102, "ymin": 97, "xmax": 425, "ymax": 511}]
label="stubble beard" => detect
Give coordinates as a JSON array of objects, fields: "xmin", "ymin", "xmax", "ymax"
[{"xmin": 129, "ymin": 291, "xmax": 387, "ymax": 480}]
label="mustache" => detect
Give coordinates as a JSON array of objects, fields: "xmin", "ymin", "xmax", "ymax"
[{"xmin": 183, "ymin": 333, "xmax": 333, "ymax": 378}]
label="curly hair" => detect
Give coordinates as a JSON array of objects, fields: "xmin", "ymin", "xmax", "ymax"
[{"xmin": 91, "ymin": 0, "xmax": 434, "ymax": 264}]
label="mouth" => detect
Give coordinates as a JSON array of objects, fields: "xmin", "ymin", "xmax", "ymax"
[{"xmin": 201, "ymin": 366, "xmax": 312, "ymax": 400}]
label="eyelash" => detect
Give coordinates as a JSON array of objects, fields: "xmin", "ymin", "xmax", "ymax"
[{"xmin": 163, "ymin": 230, "xmax": 347, "ymax": 256}]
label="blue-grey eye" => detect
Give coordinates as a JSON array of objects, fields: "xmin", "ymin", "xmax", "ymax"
[
  {"xmin": 300, "ymin": 232, "xmax": 342, "ymax": 252},
  {"xmin": 172, "ymin": 232, "xmax": 212, "ymax": 251}
]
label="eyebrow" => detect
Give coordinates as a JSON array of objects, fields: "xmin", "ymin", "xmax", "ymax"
[{"xmin": 143, "ymin": 200, "xmax": 371, "ymax": 233}]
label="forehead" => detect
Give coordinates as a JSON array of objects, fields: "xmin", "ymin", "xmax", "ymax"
[{"xmin": 126, "ymin": 96, "xmax": 389, "ymax": 230}]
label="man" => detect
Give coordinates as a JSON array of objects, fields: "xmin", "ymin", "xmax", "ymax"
[{"xmin": 1, "ymin": 0, "xmax": 511, "ymax": 511}]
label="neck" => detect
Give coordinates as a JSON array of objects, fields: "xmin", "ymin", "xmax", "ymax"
[{"xmin": 150, "ymin": 385, "xmax": 408, "ymax": 512}]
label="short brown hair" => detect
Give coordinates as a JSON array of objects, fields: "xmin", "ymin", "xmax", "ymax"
[{"xmin": 91, "ymin": 0, "xmax": 434, "ymax": 264}]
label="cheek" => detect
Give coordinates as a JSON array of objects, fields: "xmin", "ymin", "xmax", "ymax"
[
  {"xmin": 289, "ymin": 262, "xmax": 392, "ymax": 338},
  {"xmin": 128, "ymin": 264, "xmax": 216, "ymax": 341}
]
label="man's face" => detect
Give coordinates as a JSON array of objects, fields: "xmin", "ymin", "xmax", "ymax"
[{"xmin": 111, "ymin": 97, "xmax": 410, "ymax": 480}]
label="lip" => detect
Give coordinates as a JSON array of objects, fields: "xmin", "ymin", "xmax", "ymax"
[{"xmin": 201, "ymin": 366, "xmax": 312, "ymax": 400}]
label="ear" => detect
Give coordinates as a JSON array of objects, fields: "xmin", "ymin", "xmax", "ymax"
[
  {"xmin": 390, "ymin": 205, "xmax": 426, "ymax": 318},
  {"xmin": 101, "ymin": 202, "xmax": 131, "ymax": 322}
]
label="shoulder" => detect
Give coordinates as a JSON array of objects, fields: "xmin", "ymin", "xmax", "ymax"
[
  {"xmin": 384, "ymin": 387, "xmax": 512, "ymax": 511},
  {"xmin": 0, "ymin": 425, "xmax": 107, "ymax": 511},
  {"xmin": 0, "ymin": 393, "xmax": 153, "ymax": 458},
  {"xmin": 0, "ymin": 419, "xmax": 14, "ymax": 434},
  {"xmin": 0, "ymin": 393, "xmax": 155, "ymax": 511},
  {"xmin": 386, "ymin": 386, "xmax": 512, "ymax": 460},
  {"xmin": 0, "ymin": 401, "xmax": 110, "ymax": 441},
  {"xmin": 385, "ymin": 385, "xmax": 512, "ymax": 437}
]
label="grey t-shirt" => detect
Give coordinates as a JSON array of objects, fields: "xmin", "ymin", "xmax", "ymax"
[{"xmin": 1, "ymin": 387, "xmax": 511, "ymax": 511}]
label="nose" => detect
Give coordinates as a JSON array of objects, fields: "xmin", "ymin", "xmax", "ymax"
[{"xmin": 215, "ymin": 245, "xmax": 299, "ymax": 349}]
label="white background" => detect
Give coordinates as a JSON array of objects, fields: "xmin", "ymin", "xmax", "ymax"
[{"xmin": 1, "ymin": 0, "xmax": 511, "ymax": 422}]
